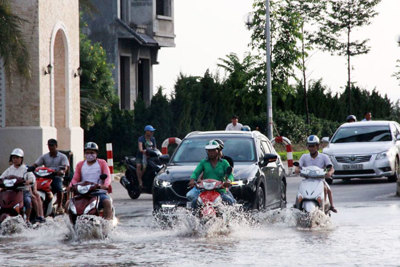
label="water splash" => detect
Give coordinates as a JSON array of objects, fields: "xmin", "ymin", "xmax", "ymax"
[
  {"xmin": 66, "ymin": 215, "xmax": 115, "ymax": 241},
  {"xmin": 0, "ymin": 215, "xmax": 26, "ymax": 235}
]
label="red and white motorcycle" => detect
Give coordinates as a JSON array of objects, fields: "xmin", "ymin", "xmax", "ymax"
[{"xmin": 0, "ymin": 175, "xmax": 26, "ymax": 224}]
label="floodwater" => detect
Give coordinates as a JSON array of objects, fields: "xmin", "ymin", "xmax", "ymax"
[{"xmin": 1, "ymin": 200, "xmax": 399, "ymax": 266}]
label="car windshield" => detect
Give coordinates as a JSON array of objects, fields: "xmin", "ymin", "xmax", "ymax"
[
  {"xmin": 172, "ymin": 137, "xmax": 256, "ymax": 163},
  {"xmin": 331, "ymin": 125, "xmax": 392, "ymax": 143}
]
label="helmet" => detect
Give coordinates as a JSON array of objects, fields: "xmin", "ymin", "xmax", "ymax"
[
  {"xmin": 84, "ymin": 142, "xmax": 99, "ymax": 151},
  {"xmin": 214, "ymin": 139, "xmax": 224, "ymax": 150},
  {"xmin": 10, "ymin": 148, "xmax": 24, "ymax": 157},
  {"xmin": 205, "ymin": 140, "xmax": 220, "ymax": 150},
  {"xmin": 346, "ymin": 115, "xmax": 357, "ymax": 122},
  {"xmin": 144, "ymin": 125, "xmax": 156, "ymax": 132},
  {"xmin": 241, "ymin": 125, "xmax": 251, "ymax": 131},
  {"xmin": 306, "ymin": 135, "xmax": 320, "ymax": 145}
]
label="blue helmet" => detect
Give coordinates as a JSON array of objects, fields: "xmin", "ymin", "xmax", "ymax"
[
  {"xmin": 144, "ymin": 125, "xmax": 156, "ymax": 132},
  {"xmin": 241, "ymin": 125, "xmax": 251, "ymax": 131}
]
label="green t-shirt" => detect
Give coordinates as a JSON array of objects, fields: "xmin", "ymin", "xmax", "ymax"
[{"xmin": 190, "ymin": 158, "xmax": 234, "ymax": 193}]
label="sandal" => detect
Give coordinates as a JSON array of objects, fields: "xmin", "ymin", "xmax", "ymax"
[{"xmin": 330, "ymin": 206, "xmax": 338, "ymax": 213}]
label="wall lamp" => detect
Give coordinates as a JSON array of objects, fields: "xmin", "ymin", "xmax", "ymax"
[
  {"xmin": 44, "ymin": 64, "xmax": 53, "ymax": 75},
  {"xmin": 74, "ymin": 67, "xmax": 82, "ymax": 78}
]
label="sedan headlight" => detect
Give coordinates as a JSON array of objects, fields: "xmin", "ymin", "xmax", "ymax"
[
  {"xmin": 376, "ymin": 151, "xmax": 388, "ymax": 160},
  {"xmin": 154, "ymin": 178, "xmax": 172, "ymax": 188}
]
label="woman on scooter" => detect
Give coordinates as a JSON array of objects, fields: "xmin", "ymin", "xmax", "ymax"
[
  {"xmin": 0, "ymin": 148, "xmax": 36, "ymax": 224},
  {"xmin": 136, "ymin": 125, "xmax": 157, "ymax": 190},
  {"xmin": 67, "ymin": 142, "xmax": 113, "ymax": 220}
]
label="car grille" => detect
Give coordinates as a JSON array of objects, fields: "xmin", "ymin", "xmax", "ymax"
[
  {"xmin": 171, "ymin": 180, "xmax": 189, "ymax": 198},
  {"xmin": 334, "ymin": 170, "xmax": 375, "ymax": 175},
  {"xmin": 335, "ymin": 155, "xmax": 371, "ymax": 163}
]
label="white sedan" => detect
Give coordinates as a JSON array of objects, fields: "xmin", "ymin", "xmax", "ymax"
[{"xmin": 322, "ymin": 121, "xmax": 400, "ymax": 183}]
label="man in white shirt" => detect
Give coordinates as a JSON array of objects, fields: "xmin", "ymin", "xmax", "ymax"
[
  {"xmin": 295, "ymin": 135, "xmax": 337, "ymax": 213},
  {"xmin": 225, "ymin": 115, "xmax": 243, "ymax": 131}
]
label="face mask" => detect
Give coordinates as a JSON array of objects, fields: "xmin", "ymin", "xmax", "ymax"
[{"xmin": 85, "ymin": 153, "xmax": 97, "ymax": 162}]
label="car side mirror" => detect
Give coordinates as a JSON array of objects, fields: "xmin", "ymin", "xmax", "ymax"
[
  {"xmin": 159, "ymin": 154, "xmax": 170, "ymax": 164},
  {"xmin": 263, "ymin": 153, "xmax": 278, "ymax": 166},
  {"xmin": 321, "ymin": 137, "xmax": 330, "ymax": 143},
  {"xmin": 396, "ymin": 134, "xmax": 400, "ymax": 141},
  {"xmin": 99, "ymin": 174, "xmax": 108, "ymax": 180},
  {"xmin": 293, "ymin": 162, "xmax": 299, "ymax": 167}
]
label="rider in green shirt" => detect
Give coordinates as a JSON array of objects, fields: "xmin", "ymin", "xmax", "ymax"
[{"xmin": 187, "ymin": 140, "xmax": 236, "ymax": 208}]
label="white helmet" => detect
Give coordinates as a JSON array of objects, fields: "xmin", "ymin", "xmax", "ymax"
[
  {"xmin": 306, "ymin": 135, "xmax": 320, "ymax": 145},
  {"xmin": 11, "ymin": 148, "xmax": 24, "ymax": 157},
  {"xmin": 205, "ymin": 140, "xmax": 220, "ymax": 150}
]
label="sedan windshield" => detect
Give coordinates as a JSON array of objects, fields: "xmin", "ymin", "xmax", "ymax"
[
  {"xmin": 331, "ymin": 125, "xmax": 392, "ymax": 143},
  {"xmin": 172, "ymin": 137, "xmax": 256, "ymax": 163}
]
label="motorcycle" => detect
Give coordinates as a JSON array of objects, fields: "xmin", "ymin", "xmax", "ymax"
[
  {"xmin": 0, "ymin": 175, "xmax": 26, "ymax": 224},
  {"xmin": 120, "ymin": 149, "xmax": 169, "ymax": 199},
  {"xmin": 68, "ymin": 175, "xmax": 115, "ymax": 225},
  {"xmin": 33, "ymin": 166, "xmax": 66, "ymax": 217},
  {"xmin": 194, "ymin": 167, "xmax": 234, "ymax": 222},
  {"xmin": 294, "ymin": 163, "xmax": 331, "ymax": 215}
]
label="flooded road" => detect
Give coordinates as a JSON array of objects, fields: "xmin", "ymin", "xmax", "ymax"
[{"xmin": 1, "ymin": 177, "xmax": 399, "ymax": 266}]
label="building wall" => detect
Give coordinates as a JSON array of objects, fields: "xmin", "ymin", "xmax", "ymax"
[{"xmin": 0, "ymin": 0, "xmax": 83, "ymax": 171}]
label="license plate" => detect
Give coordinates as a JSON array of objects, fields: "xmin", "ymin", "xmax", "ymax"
[{"xmin": 343, "ymin": 164, "xmax": 363, "ymax": 170}]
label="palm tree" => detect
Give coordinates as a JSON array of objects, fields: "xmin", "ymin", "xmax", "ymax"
[{"xmin": 0, "ymin": 0, "xmax": 30, "ymax": 77}]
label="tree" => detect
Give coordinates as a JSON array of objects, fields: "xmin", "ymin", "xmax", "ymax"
[
  {"xmin": 0, "ymin": 0, "xmax": 30, "ymax": 77},
  {"xmin": 249, "ymin": 0, "xmax": 303, "ymax": 96},
  {"xmin": 79, "ymin": 32, "xmax": 116, "ymax": 130},
  {"xmin": 313, "ymin": 0, "xmax": 381, "ymax": 113}
]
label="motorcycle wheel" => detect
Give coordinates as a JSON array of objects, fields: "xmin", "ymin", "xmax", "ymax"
[{"xmin": 127, "ymin": 185, "xmax": 141, "ymax": 199}]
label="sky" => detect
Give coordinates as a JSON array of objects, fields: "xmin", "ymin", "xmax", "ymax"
[{"xmin": 153, "ymin": 0, "xmax": 400, "ymax": 103}]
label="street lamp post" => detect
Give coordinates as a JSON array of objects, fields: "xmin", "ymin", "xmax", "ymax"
[{"xmin": 265, "ymin": 0, "xmax": 273, "ymax": 140}]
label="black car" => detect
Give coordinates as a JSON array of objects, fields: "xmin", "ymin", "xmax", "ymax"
[{"xmin": 152, "ymin": 130, "xmax": 287, "ymax": 212}]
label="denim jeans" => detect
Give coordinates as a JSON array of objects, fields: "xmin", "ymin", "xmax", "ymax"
[{"xmin": 186, "ymin": 187, "xmax": 236, "ymax": 209}]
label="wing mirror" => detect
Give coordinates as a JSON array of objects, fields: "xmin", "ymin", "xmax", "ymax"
[
  {"xmin": 99, "ymin": 174, "xmax": 108, "ymax": 180},
  {"xmin": 396, "ymin": 134, "xmax": 400, "ymax": 141},
  {"xmin": 159, "ymin": 154, "xmax": 170, "ymax": 164},
  {"xmin": 293, "ymin": 162, "xmax": 299, "ymax": 167},
  {"xmin": 263, "ymin": 153, "xmax": 278, "ymax": 166}
]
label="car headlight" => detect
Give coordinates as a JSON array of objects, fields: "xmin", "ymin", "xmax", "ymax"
[
  {"xmin": 154, "ymin": 178, "xmax": 172, "ymax": 188},
  {"xmin": 376, "ymin": 151, "xmax": 388, "ymax": 160}
]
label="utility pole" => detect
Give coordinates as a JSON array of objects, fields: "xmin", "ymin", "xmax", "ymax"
[{"xmin": 265, "ymin": 0, "xmax": 273, "ymax": 140}]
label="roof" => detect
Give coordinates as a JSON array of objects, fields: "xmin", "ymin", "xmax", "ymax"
[
  {"xmin": 184, "ymin": 130, "xmax": 265, "ymax": 139},
  {"xmin": 341, "ymin": 120, "xmax": 396, "ymax": 128},
  {"xmin": 116, "ymin": 19, "xmax": 159, "ymax": 47}
]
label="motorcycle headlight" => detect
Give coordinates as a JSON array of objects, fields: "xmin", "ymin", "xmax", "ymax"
[
  {"xmin": 376, "ymin": 151, "xmax": 388, "ymax": 160},
  {"xmin": 69, "ymin": 202, "xmax": 77, "ymax": 215},
  {"xmin": 203, "ymin": 181, "xmax": 216, "ymax": 190},
  {"xmin": 154, "ymin": 178, "xmax": 172, "ymax": 188},
  {"xmin": 84, "ymin": 200, "xmax": 97, "ymax": 214},
  {"xmin": 77, "ymin": 184, "xmax": 91, "ymax": 194}
]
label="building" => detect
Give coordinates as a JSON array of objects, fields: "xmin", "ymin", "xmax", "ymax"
[
  {"xmin": 0, "ymin": 0, "xmax": 83, "ymax": 171},
  {"xmin": 84, "ymin": 0, "xmax": 175, "ymax": 109}
]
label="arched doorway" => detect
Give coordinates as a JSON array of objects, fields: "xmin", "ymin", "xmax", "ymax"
[{"xmin": 52, "ymin": 29, "xmax": 69, "ymax": 150}]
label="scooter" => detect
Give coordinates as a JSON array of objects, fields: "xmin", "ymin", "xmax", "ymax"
[
  {"xmin": 294, "ymin": 163, "xmax": 331, "ymax": 215},
  {"xmin": 33, "ymin": 166, "xmax": 66, "ymax": 217},
  {"xmin": 195, "ymin": 167, "xmax": 234, "ymax": 222},
  {"xmin": 68, "ymin": 175, "xmax": 115, "ymax": 225},
  {"xmin": 0, "ymin": 175, "xmax": 26, "ymax": 224},
  {"xmin": 120, "ymin": 149, "xmax": 169, "ymax": 199}
]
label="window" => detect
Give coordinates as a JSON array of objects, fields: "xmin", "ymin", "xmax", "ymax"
[
  {"xmin": 331, "ymin": 125, "xmax": 392, "ymax": 143},
  {"xmin": 156, "ymin": 0, "xmax": 171, "ymax": 17}
]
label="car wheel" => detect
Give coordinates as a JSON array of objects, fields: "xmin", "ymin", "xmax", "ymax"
[
  {"xmin": 253, "ymin": 184, "xmax": 265, "ymax": 210},
  {"xmin": 388, "ymin": 158, "xmax": 399, "ymax": 183},
  {"xmin": 280, "ymin": 178, "xmax": 287, "ymax": 208}
]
